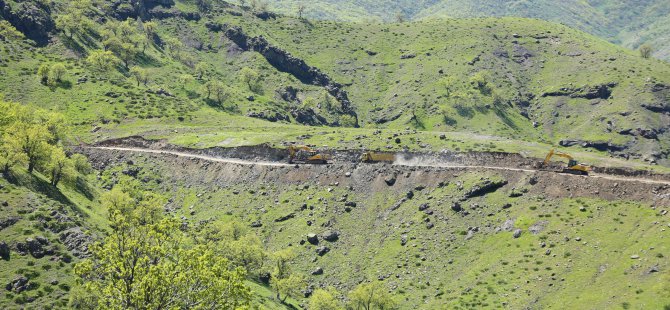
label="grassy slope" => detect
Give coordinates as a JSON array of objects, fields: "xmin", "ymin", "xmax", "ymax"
[
  {"xmin": 0, "ymin": 167, "xmax": 106, "ymax": 308},
  {"xmin": 107, "ymin": 154, "xmax": 670, "ymax": 309},
  {"xmin": 263, "ymin": 0, "xmax": 670, "ymax": 60},
  {"xmin": 2, "ymin": 2, "xmax": 669, "ymax": 166}
]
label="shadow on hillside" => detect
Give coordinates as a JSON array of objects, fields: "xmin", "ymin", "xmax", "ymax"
[
  {"xmin": 74, "ymin": 177, "xmax": 96, "ymax": 201},
  {"xmin": 494, "ymin": 105, "xmax": 519, "ymax": 130},
  {"xmin": 4, "ymin": 170, "xmax": 73, "ymax": 206}
]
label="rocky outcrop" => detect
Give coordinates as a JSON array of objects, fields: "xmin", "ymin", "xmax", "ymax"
[
  {"xmin": 291, "ymin": 108, "xmax": 328, "ymax": 126},
  {"xmin": 59, "ymin": 228, "xmax": 92, "ymax": 258},
  {"xmin": 247, "ymin": 111, "xmax": 289, "ymax": 123},
  {"xmin": 462, "ymin": 179, "xmax": 508, "ymax": 200},
  {"xmin": 541, "ymin": 83, "xmax": 617, "ymax": 100},
  {"xmin": 559, "ymin": 140, "xmax": 627, "ymax": 152},
  {"xmin": 5, "ymin": 276, "xmax": 29, "ymax": 293},
  {"xmin": 223, "ymin": 26, "xmax": 358, "ymax": 126},
  {"xmin": 0, "ymin": 0, "xmax": 54, "ymax": 46}
]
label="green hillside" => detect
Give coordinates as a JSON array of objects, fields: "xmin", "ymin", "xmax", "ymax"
[
  {"xmin": 1, "ymin": 0, "xmax": 669, "ymax": 164},
  {"xmin": 263, "ymin": 0, "xmax": 670, "ymax": 60},
  {"xmin": 0, "ymin": 0, "xmax": 670, "ymax": 308}
]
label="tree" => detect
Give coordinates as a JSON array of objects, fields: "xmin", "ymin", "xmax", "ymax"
[
  {"xmin": 54, "ymin": 0, "xmax": 95, "ymax": 40},
  {"xmin": 37, "ymin": 64, "xmax": 50, "ymax": 85},
  {"xmin": 4, "ymin": 123, "xmax": 52, "ymax": 173},
  {"xmin": 271, "ymin": 249, "xmax": 304, "ymax": 303},
  {"xmin": 164, "ymin": 37, "xmax": 183, "ymax": 57},
  {"xmin": 348, "ymin": 282, "xmax": 397, "ymax": 310},
  {"xmin": 239, "ymin": 67, "xmax": 260, "ymax": 92},
  {"xmin": 194, "ymin": 62, "xmax": 209, "ymax": 80},
  {"xmin": 297, "ymin": 4, "xmax": 306, "ymax": 19},
  {"xmin": 202, "ymin": 81, "xmax": 230, "ymax": 104},
  {"xmin": 71, "ymin": 154, "xmax": 92, "ymax": 175},
  {"xmin": 72, "ymin": 188, "xmax": 252, "ymax": 309},
  {"xmin": 129, "ymin": 66, "xmax": 149, "ymax": 86},
  {"xmin": 640, "ymin": 44, "xmax": 653, "ymax": 59},
  {"xmin": 0, "ymin": 141, "xmax": 26, "ymax": 176},
  {"xmin": 0, "ymin": 20, "xmax": 24, "ymax": 41},
  {"xmin": 86, "ymin": 50, "xmax": 120, "ymax": 72},
  {"xmin": 48, "ymin": 63, "xmax": 67, "ymax": 85},
  {"xmin": 395, "ymin": 11, "xmax": 405, "ymax": 23},
  {"xmin": 178, "ymin": 74, "xmax": 195, "ymax": 89},
  {"xmin": 43, "ymin": 146, "xmax": 75, "ymax": 187},
  {"xmin": 310, "ymin": 288, "xmax": 344, "ymax": 310}
]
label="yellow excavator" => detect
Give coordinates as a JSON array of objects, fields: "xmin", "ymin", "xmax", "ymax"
[
  {"xmin": 288, "ymin": 145, "xmax": 330, "ymax": 164},
  {"xmin": 360, "ymin": 152, "xmax": 395, "ymax": 163},
  {"xmin": 542, "ymin": 149, "xmax": 592, "ymax": 175}
]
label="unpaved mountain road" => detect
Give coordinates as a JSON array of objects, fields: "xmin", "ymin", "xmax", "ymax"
[
  {"xmin": 88, "ymin": 146, "xmax": 670, "ymax": 186},
  {"xmin": 91, "ymin": 146, "xmax": 293, "ymax": 167}
]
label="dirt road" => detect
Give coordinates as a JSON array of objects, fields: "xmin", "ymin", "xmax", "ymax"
[{"xmin": 89, "ymin": 146, "xmax": 670, "ymax": 186}]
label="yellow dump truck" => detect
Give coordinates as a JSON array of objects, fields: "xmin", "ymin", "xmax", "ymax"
[{"xmin": 360, "ymin": 152, "xmax": 395, "ymax": 163}]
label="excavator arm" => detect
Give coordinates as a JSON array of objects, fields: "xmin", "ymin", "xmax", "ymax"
[{"xmin": 542, "ymin": 149, "xmax": 592, "ymax": 175}]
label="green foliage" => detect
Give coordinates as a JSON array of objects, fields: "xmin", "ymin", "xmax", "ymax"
[
  {"xmin": 48, "ymin": 63, "xmax": 67, "ymax": 85},
  {"xmin": 72, "ymin": 188, "xmax": 252, "ymax": 309},
  {"xmin": 54, "ymin": 0, "xmax": 96, "ymax": 40},
  {"xmin": 310, "ymin": 288, "xmax": 344, "ymax": 310},
  {"xmin": 239, "ymin": 67, "xmax": 261, "ymax": 92},
  {"xmin": 270, "ymin": 248, "xmax": 304, "ymax": 302},
  {"xmin": 348, "ymin": 282, "xmax": 397, "ymax": 310},
  {"xmin": 639, "ymin": 44, "xmax": 653, "ymax": 58},
  {"xmin": 0, "ymin": 20, "xmax": 24, "ymax": 41},
  {"xmin": 129, "ymin": 67, "xmax": 149, "ymax": 87},
  {"xmin": 37, "ymin": 64, "xmax": 50, "ymax": 85},
  {"xmin": 86, "ymin": 50, "xmax": 120, "ymax": 72}
]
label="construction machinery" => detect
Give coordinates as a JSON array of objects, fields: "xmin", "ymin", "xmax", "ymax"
[
  {"xmin": 360, "ymin": 151, "xmax": 395, "ymax": 163},
  {"xmin": 542, "ymin": 149, "xmax": 592, "ymax": 175},
  {"xmin": 288, "ymin": 145, "xmax": 330, "ymax": 164}
]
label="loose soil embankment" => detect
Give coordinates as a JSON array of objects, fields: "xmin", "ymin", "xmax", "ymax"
[{"xmin": 81, "ymin": 137, "xmax": 670, "ymax": 206}]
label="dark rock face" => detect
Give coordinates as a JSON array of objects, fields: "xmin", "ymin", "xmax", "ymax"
[
  {"xmin": 463, "ymin": 180, "xmax": 508, "ymax": 200},
  {"xmin": 291, "ymin": 108, "xmax": 328, "ymax": 126},
  {"xmin": 316, "ymin": 246, "xmax": 330, "ymax": 256},
  {"xmin": 559, "ymin": 140, "xmax": 627, "ymax": 152},
  {"xmin": 247, "ymin": 111, "xmax": 289, "ymax": 123},
  {"xmin": 5, "ymin": 276, "xmax": 29, "ymax": 293},
  {"xmin": 0, "ymin": 0, "xmax": 54, "ymax": 46},
  {"xmin": 0, "ymin": 216, "xmax": 19, "ymax": 231},
  {"xmin": 59, "ymin": 228, "xmax": 92, "ymax": 258},
  {"xmin": 223, "ymin": 26, "xmax": 358, "ymax": 126},
  {"xmin": 0, "ymin": 241, "xmax": 9, "ymax": 260},
  {"xmin": 541, "ymin": 83, "xmax": 617, "ymax": 100},
  {"xmin": 321, "ymin": 231, "xmax": 339, "ymax": 242},
  {"xmin": 311, "ymin": 267, "xmax": 324, "ymax": 275},
  {"xmin": 274, "ymin": 213, "xmax": 296, "ymax": 222},
  {"xmin": 306, "ymin": 233, "xmax": 319, "ymax": 245}
]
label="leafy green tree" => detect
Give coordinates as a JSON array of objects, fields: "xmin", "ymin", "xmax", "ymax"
[
  {"xmin": 178, "ymin": 74, "xmax": 195, "ymax": 89},
  {"xmin": 86, "ymin": 50, "xmax": 120, "ymax": 72},
  {"xmin": 37, "ymin": 64, "xmax": 50, "ymax": 85},
  {"xmin": 48, "ymin": 63, "xmax": 67, "ymax": 85},
  {"xmin": 239, "ymin": 67, "xmax": 260, "ymax": 92},
  {"xmin": 297, "ymin": 4, "xmax": 306, "ymax": 19},
  {"xmin": 4, "ymin": 123, "xmax": 52, "ymax": 173},
  {"xmin": 164, "ymin": 37, "xmax": 183, "ymax": 57},
  {"xmin": 194, "ymin": 62, "xmax": 209, "ymax": 80},
  {"xmin": 0, "ymin": 20, "xmax": 24, "ymax": 41},
  {"xmin": 54, "ymin": 0, "xmax": 95, "ymax": 40},
  {"xmin": 72, "ymin": 188, "xmax": 252, "ymax": 309},
  {"xmin": 71, "ymin": 153, "xmax": 93, "ymax": 175},
  {"xmin": 129, "ymin": 66, "xmax": 149, "ymax": 86},
  {"xmin": 0, "ymin": 141, "xmax": 27, "ymax": 176},
  {"xmin": 348, "ymin": 282, "xmax": 397, "ymax": 310},
  {"xmin": 310, "ymin": 288, "xmax": 344, "ymax": 310},
  {"xmin": 270, "ymin": 249, "xmax": 304, "ymax": 302},
  {"xmin": 43, "ymin": 146, "xmax": 75, "ymax": 187},
  {"xmin": 639, "ymin": 44, "xmax": 653, "ymax": 59},
  {"xmin": 339, "ymin": 114, "xmax": 357, "ymax": 127}
]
